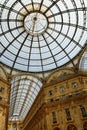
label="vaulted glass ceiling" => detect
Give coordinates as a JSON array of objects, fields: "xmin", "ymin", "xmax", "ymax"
[
  {"xmin": 0, "ymin": 0, "xmax": 87, "ymax": 72},
  {"xmin": 9, "ymin": 75, "xmax": 42, "ymax": 121},
  {"xmin": 79, "ymin": 51, "xmax": 87, "ymax": 71}
]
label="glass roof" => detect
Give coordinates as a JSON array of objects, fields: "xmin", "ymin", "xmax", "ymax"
[
  {"xmin": 0, "ymin": 0, "xmax": 87, "ymax": 72},
  {"xmin": 79, "ymin": 51, "xmax": 87, "ymax": 71},
  {"xmin": 9, "ymin": 75, "xmax": 42, "ymax": 121}
]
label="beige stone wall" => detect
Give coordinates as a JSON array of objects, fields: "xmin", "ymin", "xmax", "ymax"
[
  {"xmin": 44, "ymin": 96, "xmax": 87, "ymax": 130},
  {"xmin": 0, "ymin": 106, "xmax": 6, "ymax": 130},
  {"xmin": 0, "ymin": 69, "xmax": 10, "ymax": 130},
  {"xmin": 8, "ymin": 123, "xmax": 12, "ymax": 130},
  {"xmin": 23, "ymin": 71, "xmax": 87, "ymax": 130}
]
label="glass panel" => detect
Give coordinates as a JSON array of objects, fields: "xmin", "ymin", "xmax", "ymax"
[
  {"xmin": 79, "ymin": 51, "xmax": 87, "ymax": 71},
  {"xmin": 9, "ymin": 75, "xmax": 42, "ymax": 121}
]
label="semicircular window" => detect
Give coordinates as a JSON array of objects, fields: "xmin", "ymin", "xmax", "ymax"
[
  {"xmin": 9, "ymin": 75, "xmax": 42, "ymax": 121},
  {"xmin": 79, "ymin": 51, "xmax": 87, "ymax": 71},
  {"xmin": 0, "ymin": 0, "xmax": 87, "ymax": 72}
]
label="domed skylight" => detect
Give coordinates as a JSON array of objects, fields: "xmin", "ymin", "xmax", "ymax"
[
  {"xmin": 9, "ymin": 75, "xmax": 42, "ymax": 121},
  {"xmin": 79, "ymin": 51, "xmax": 87, "ymax": 71},
  {"xmin": 0, "ymin": 0, "xmax": 87, "ymax": 72}
]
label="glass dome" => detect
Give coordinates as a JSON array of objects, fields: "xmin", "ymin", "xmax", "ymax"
[{"xmin": 0, "ymin": 0, "xmax": 87, "ymax": 72}]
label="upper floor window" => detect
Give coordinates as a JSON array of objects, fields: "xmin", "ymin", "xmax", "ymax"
[
  {"xmin": 65, "ymin": 108, "xmax": 72, "ymax": 121},
  {"xmin": 52, "ymin": 112, "xmax": 57, "ymax": 124},
  {"xmin": 80, "ymin": 105, "xmax": 87, "ymax": 117},
  {"xmin": 72, "ymin": 82, "xmax": 78, "ymax": 88},
  {"xmin": 0, "ymin": 87, "xmax": 4, "ymax": 93},
  {"xmin": 49, "ymin": 90, "xmax": 53, "ymax": 96},
  {"xmin": 60, "ymin": 86, "xmax": 65, "ymax": 92}
]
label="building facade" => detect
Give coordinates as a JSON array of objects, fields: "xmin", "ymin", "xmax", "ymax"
[
  {"xmin": 23, "ymin": 70, "xmax": 87, "ymax": 130},
  {"xmin": 0, "ymin": 67, "xmax": 10, "ymax": 130}
]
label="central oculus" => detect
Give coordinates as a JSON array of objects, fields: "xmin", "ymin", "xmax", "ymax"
[{"xmin": 24, "ymin": 12, "xmax": 48, "ymax": 36}]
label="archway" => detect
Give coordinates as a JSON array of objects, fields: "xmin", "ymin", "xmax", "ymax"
[
  {"xmin": 83, "ymin": 122, "xmax": 87, "ymax": 130},
  {"xmin": 53, "ymin": 127, "xmax": 60, "ymax": 130},
  {"xmin": 67, "ymin": 124, "xmax": 77, "ymax": 130}
]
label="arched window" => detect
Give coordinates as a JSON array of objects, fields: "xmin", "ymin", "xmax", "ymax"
[
  {"xmin": 79, "ymin": 51, "xmax": 87, "ymax": 71},
  {"xmin": 83, "ymin": 122, "xmax": 87, "ymax": 130},
  {"xmin": 67, "ymin": 124, "xmax": 77, "ymax": 130}
]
